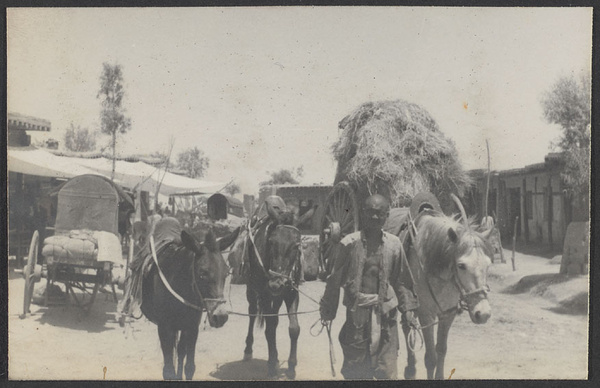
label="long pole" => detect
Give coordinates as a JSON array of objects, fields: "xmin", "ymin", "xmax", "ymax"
[
  {"xmin": 111, "ymin": 131, "xmax": 116, "ymax": 181},
  {"xmin": 511, "ymin": 216, "xmax": 519, "ymax": 271},
  {"xmin": 484, "ymin": 139, "xmax": 491, "ymax": 218}
]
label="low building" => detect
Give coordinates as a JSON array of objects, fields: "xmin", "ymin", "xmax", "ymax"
[
  {"xmin": 466, "ymin": 152, "xmax": 589, "ymax": 248},
  {"xmin": 8, "ymin": 112, "xmax": 52, "ymax": 147}
]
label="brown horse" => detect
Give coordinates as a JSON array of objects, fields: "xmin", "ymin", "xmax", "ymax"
[
  {"xmin": 243, "ymin": 214, "xmax": 303, "ymax": 379},
  {"xmin": 401, "ymin": 196, "xmax": 494, "ymax": 380},
  {"xmin": 140, "ymin": 223, "xmax": 239, "ymax": 380}
]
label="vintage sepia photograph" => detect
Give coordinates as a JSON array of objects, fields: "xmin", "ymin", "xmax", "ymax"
[{"xmin": 6, "ymin": 6, "xmax": 591, "ymax": 381}]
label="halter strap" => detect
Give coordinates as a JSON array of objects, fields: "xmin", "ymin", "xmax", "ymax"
[{"xmin": 451, "ymin": 261, "xmax": 490, "ymax": 311}]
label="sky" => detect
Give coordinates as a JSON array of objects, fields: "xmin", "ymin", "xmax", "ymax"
[{"xmin": 7, "ymin": 7, "xmax": 592, "ymax": 196}]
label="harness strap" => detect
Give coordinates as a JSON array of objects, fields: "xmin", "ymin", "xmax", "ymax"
[
  {"xmin": 149, "ymin": 235, "xmax": 206, "ymax": 313},
  {"xmin": 247, "ymin": 218, "xmax": 269, "ymax": 275}
]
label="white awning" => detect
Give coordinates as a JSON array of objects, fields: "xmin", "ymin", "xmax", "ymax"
[
  {"xmin": 69, "ymin": 156, "xmax": 226, "ymax": 195},
  {"xmin": 8, "ymin": 146, "xmax": 226, "ymax": 195},
  {"xmin": 150, "ymin": 169, "xmax": 226, "ymax": 196},
  {"xmin": 7, "ymin": 147, "xmax": 97, "ymax": 178}
]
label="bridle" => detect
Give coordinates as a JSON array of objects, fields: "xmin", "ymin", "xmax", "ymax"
[
  {"xmin": 246, "ymin": 219, "xmax": 302, "ymax": 289},
  {"xmin": 451, "ymin": 260, "xmax": 491, "ymax": 312},
  {"xmin": 149, "ymin": 235, "xmax": 227, "ymax": 323}
]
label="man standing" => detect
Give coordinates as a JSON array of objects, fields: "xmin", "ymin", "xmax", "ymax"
[{"xmin": 320, "ymin": 194, "xmax": 419, "ymax": 379}]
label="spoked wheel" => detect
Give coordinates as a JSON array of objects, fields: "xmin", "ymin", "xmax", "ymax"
[
  {"xmin": 22, "ymin": 231, "xmax": 42, "ymax": 318},
  {"xmin": 319, "ymin": 182, "xmax": 360, "ymax": 279}
]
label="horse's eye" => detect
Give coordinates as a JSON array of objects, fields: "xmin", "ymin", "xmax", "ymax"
[{"xmin": 457, "ymin": 263, "xmax": 467, "ymax": 270}]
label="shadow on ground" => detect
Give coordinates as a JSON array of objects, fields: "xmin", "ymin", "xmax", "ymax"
[
  {"xmin": 502, "ymin": 273, "xmax": 570, "ymax": 294},
  {"xmin": 210, "ymin": 359, "xmax": 292, "ymax": 381},
  {"xmin": 506, "ymin": 241, "xmax": 562, "ymax": 259},
  {"xmin": 545, "ymin": 292, "xmax": 589, "ymax": 316},
  {"xmin": 33, "ymin": 291, "xmax": 119, "ymax": 333}
]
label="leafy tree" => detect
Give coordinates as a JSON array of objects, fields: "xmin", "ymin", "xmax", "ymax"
[
  {"xmin": 63, "ymin": 123, "xmax": 97, "ymax": 152},
  {"xmin": 223, "ymin": 182, "xmax": 241, "ymax": 197},
  {"xmin": 541, "ymin": 73, "xmax": 591, "ymax": 194},
  {"xmin": 149, "ymin": 150, "xmax": 168, "ymax": 165},
  {"xmin": 176, "ymin": 146, "xmax": 210, "ymax": 178},
  {"xmin": 261, "ymin": 166, "xmax": 304, "ymax": 186},
  {"xmin": 97, "ymin": 63, "xmax": 131, "ymax": 180}
]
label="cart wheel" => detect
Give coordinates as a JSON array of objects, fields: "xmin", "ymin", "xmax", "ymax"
[
  {"xmin": 22, "ymin": 231, "xmax": 40, "ymax": 318},
  {"xmin": 319, "ymin": 182, "xmax": 359, "ymax": 278}
]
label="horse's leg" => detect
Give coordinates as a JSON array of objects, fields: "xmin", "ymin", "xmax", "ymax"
[
  {"xmin": 422, "ymin": 323, "xmax": 437, "ymax": 380},
  {"xmin": 400, "ymin": 313, "xmax": 417, "ymax": 379},
  {"xmin": 184, "ymin": 326, "xmax": 199, "ymax": 380},
  {"xmin": 244, "ymin": 287, "xmax": 257, "ymax": 361},
  {"xmin": 176, "ymin": 330, "xmax": 186, "ymax": 380},
  {"xmin": 158, "ymin": 324, "xmax": 177, "ymax": 380},
  {"xmin": 284, "ymin": 291, "xmax": 300, "ymax": 379},
  {"xmin": 265, "ymin": 298, "xmax": 283, "ymax": 378},
  {"xmin": 434, "ymin": 312, "xmax": 456, "ymax": 380}
]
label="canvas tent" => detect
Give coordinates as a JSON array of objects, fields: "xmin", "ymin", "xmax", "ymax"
[
  {"xmin": 8, "ymin": 146, "xmax": 97, "ymax": 178},
  {"xmin": 8, "ymin": 147, "xmax": 226, "ymax": 195}
]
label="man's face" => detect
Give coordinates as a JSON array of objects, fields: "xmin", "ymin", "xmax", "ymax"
[{"xmin": 362, "ymin": 195, "xmax": 390, "ymax": 231}]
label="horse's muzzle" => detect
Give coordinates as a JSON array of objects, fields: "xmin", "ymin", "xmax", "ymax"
[
  {"xmin": 267, "ymin": 276, "xmax": 290, "ymax": 296},
  {"xmin": 468, "ymin": 298, "xmax": 491, "ymax": 324},
  {"xmin": 207, "ymin": 302, "xmax": 229, "ymax": 328}
]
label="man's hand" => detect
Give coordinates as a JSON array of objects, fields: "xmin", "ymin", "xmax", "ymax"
[
  {"xmin": 404, "ymin": 310, "xmax": 420, "ymax": 330},
  {"xmin": 320, "ymin": 300, "xmax": 335, "ymax": 322}
]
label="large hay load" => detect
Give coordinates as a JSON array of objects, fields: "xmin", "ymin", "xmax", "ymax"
[{"xmin": 332, "ymin": 99, "xmax": 471, "ymax": 211}]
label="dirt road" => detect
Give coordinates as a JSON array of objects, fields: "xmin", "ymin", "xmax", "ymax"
[{"xmin": 8, "ymin": 250, "xmax": 588, "ymax": 380}]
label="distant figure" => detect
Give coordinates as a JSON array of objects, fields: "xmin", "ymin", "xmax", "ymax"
[
  {"xmin": 481, "ymin": 215, "xmax": 504, "ymax": 263},
  {"xmin": 481, "ymin": 215, "xmax": 495, "ymax": 230},
  {"xmin": 296, "ymin": 204, "xmax": 318, "ymax": 230}
]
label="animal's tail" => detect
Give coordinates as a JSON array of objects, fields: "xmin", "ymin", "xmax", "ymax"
[{"xmin": 256, "ymin": 303, "xmax": 265, "ymax": 328}]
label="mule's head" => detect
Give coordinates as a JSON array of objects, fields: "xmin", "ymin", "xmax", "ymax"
[
  {"xmin": 448, "ymin": 226, "xmax": 494, "ymax": 324},
  {"xmin": 266, "ymin": 225, "xmax": 302, "ymax": 296},
  {"xmin": 181, "ymin": 229, "xmax": 229, "ymax": 328}
]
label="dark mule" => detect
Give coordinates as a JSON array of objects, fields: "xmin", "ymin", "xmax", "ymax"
[
  {"xmin": 243, "ymin": 213, "xmax": 303, "ymax": 379},
  {"xmin": 141, "ymin": 224, "xmax": 239, "ymax": 380},
  {"xmin": 401, "ymin": 196, "xmax": 494, "ymax": 380}
]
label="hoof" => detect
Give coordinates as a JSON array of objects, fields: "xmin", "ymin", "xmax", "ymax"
[
  {"xmin": 285, "ymin": 368, "xmax": 296, "ymax": 380},
  {"xmin": 267, "ymin": 363, "xmax": 278, "ymax": 378},
  {"xmin": 243, "ymin": 352, "xmax": 252, "ymax": 361},
  {"xmin": 404, "ymin": 366, "xmax": 416, "ymax": 380}
]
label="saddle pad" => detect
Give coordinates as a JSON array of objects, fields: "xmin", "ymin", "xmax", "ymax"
[{"xmin": 383, "ymin": 207, "xmax": 410, "ymax": 236}]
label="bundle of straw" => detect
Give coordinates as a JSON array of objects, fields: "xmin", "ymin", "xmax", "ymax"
[{"xmin": 332, "ymin": 100, "xmax": 471, "ymax": 210}]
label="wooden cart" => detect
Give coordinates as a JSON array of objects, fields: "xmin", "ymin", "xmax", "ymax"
[{"xmin": 21, "ymin": 174, "xmax": 134, "ymax": 317}]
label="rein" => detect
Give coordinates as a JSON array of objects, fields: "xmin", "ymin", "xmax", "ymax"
[
  {"xmin": 149, "ymin": 236, "xmax": 224, "ymax": 322},
  {"xmin": 246, "ymin": 218, "xmax": 269, "ymax": 275}
]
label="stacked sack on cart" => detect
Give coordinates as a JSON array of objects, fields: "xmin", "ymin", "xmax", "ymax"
[{"xmin": 42, "ymin": 229, "xmax": 123, "ymax": 264}]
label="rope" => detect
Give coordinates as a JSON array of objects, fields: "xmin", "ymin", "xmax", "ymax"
[
  {"xmin": 226, "ymin": 308, "xmax": 320, "ymax": 317},
  {"xmin": 408, "ymin": 326, "xmax": 424, "ymax": 352},
  {"xmin": 310, "ymin": 318, "xmax": 336, "ymax": 376},
  {"xmin": 224, "ymin": 278, "xmax": 322, "ymax": 317}
]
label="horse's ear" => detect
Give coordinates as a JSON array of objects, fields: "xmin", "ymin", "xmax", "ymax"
[
  {"xmin": 216, "ymin": 226, "xmax": 241, "ymax": 251},
  {"xmin": 481, "ymin": 227, "xmax": 494, "ymax": 241},
  {"xmin": 181, "ymin": 230, "xmax": 203, "ymax": 254},
  {"xmin": 204, "ymin": 229, "xmax": 218, "ymax": 253},
  {"xmin": 448, "ymin": 227, "xmax": 458, "ymax": 243}
]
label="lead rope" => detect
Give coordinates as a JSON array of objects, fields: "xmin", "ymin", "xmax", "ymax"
[
  {"xmin": 408, "ymin": 325, "xmax": 424, "ymax": 352},
  {"xmin": 310, "ymin": 318, "xmax": 336, "ymax": 377}
]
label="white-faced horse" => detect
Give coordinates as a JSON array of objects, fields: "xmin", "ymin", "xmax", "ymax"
[{"xmin": 401, "ymin": 195, "xmax": 494, "ymax": 380}]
